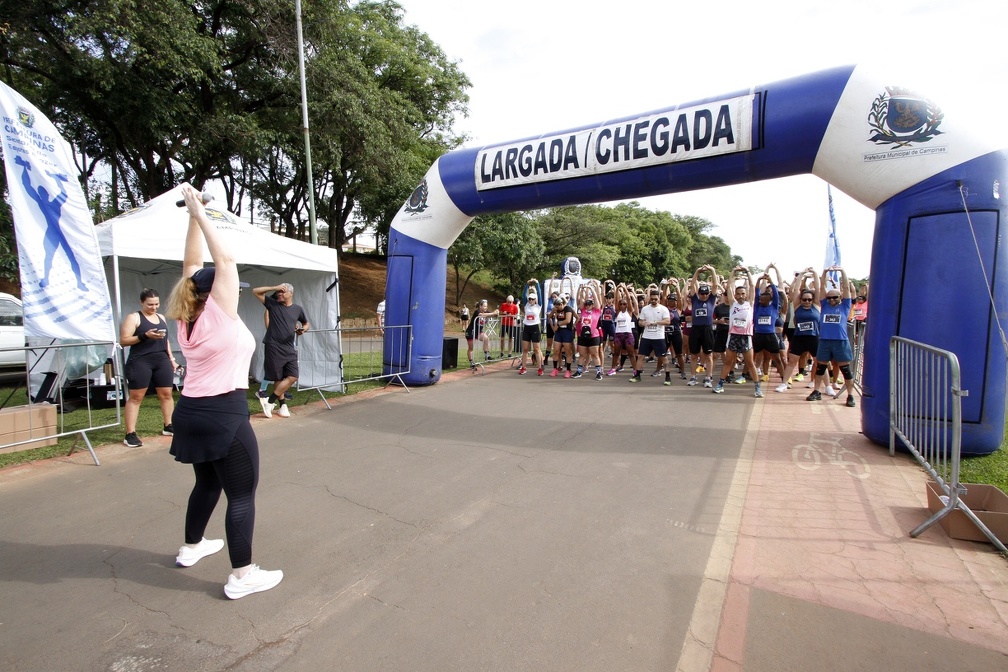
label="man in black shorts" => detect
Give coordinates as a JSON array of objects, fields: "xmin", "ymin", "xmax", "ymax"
[
  {"xmin": 688, "ymin": 264, "xmax": 720, "ymax": 387},
  {"xmin": 253, "ymin": 282, "xmax": 310, "ymax": 418}
]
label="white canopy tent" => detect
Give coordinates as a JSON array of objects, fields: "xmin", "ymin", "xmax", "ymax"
[{"xmin": 95, "ymin": 183, "xmax": 342, "ymax": 389}]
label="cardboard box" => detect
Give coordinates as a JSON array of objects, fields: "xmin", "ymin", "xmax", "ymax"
[
  {"xmin": 0, "ymin": 404, "xmax": 57, "ymax": 452},
  {"xmin": 925, "ymin": 480, "xmax": 1008, "ymax": 544}
]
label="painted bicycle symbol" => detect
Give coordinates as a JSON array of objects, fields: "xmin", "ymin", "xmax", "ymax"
[{"xmin": 791, "ymin": 432, "xmax": 870, "ymax": 479}]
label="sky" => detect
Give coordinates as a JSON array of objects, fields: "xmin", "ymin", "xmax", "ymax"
[{"xmin": 392, "ymin": 0, "xmax": 1008, "ymax": 279}]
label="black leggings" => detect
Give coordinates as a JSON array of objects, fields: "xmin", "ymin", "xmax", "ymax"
[{"xmin": 184, "ymin": 422, "xmax": 259, "ymax": 568}]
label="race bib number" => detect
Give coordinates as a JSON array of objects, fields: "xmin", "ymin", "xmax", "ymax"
[
  {"xmin": 797, "ymin": 321, "xmax": 815, "ymax": 333},
  {"xmin": 757, "ymin": 315, "xmax": 772, "ymax": 325},
  {"xmin": 854, "ymin": 308, "xmax": 865, "ymax": 318},
  {"xmin": 824, "ymin": 314, "xmax": 841, "ymax": 324},
  {"xmin": 732, "ymin": 318, "xmax": 747, "ymax": 328},
  {"xmin": 694, "ymin": 308, "xmax": 708, "ymax": 318},
  {"xmin": 616, "ymin": 316, "xmax": 628, "ymax": 328}
]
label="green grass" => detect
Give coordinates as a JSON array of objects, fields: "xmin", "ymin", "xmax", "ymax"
[
  {"xmin": 0, "ymin": 377, "xmax": 384, "ymax": 470},
  {"xmin": 958, "ymin": 447, "xmax": 1008, "ymax": 493}
]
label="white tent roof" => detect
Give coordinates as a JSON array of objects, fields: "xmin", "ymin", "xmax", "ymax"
[{"xmin": 96, "ymin": 183, "xmax": 338, "ymax": 274}]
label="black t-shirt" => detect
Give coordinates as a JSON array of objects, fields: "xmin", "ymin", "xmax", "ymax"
[
  {"xmin": 263, "ymin": 296, "xmax": 308, "ymax": 348},
  {"xmin": 714, "ymin": 303, "xmax": 731, "ymax": 334}
]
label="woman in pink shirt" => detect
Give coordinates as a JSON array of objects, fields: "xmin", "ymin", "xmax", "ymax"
[
  {"xmin": 165, "ymin": 185, "xmax": 282, "ymax": 600},
  {"xmin": 575, "ymin": 281, "xmax": 605, "ymax": 379}
]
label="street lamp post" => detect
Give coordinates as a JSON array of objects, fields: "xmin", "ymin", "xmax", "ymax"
[{"xmin": 295, "ymin": 0, "xmax": 318, "ymax": 245}]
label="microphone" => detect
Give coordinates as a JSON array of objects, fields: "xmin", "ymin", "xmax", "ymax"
[{"xmin": 176, "ymin": 192, "xmax": 214, "ymax": 207}]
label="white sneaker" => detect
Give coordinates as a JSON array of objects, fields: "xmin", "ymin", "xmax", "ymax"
[
  {"xmin": 175, "ymin": 537, "xmax": 224, "ymax": 567},
  {"xmin": 775, "ymin": 383, "xmax": 789, "ymax": 393},
  {"xmin": 276, "ymin": 404, "xmax": 290, "ymax": 418},
  {"xmin": 824, "ymin": 385, "xmax": 837, "ymax": 397},
  {"xmin": 224, "ymin": 564, "xmax": 284, "ymax": 599},
  {"xmin": 259, "ymin": 397, "xmax": 275, "ymax": 418}
]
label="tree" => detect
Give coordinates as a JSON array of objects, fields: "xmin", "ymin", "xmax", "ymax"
[
  {"xmin": 247, "ymin": 0, "xmax": 471, "ymax": 248},
  {"xmin": 0, "ymin": 0, "xmax": 471, "ymax": 250}
]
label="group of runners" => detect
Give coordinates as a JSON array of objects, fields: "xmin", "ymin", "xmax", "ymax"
[{"xmin": 464, "ymin": 263, "xmax": 866, "ymax": 407}]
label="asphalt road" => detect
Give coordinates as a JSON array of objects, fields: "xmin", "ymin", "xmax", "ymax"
[{"xmin": 0, "ymin": 367, "xmax": 754, "ymax": 671}]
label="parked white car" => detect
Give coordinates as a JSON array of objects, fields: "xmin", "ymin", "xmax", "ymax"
[{"xmin": 0, "ymin": 292, "xmax": 26, "ymax": 370}]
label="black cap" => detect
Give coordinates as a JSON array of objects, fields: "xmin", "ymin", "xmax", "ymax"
[
  {"xmin": 190, "ymin": 267, "xmax": 249, "ymax": 293},
  {"xmin": 191, "ymin": 267, "xmax": 216, "ymax": 293}
]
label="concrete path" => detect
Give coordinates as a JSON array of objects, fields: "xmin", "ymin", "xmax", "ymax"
[{"xmin": 0, "ymin": 360, "xmax": 1005, "ymax": 671}]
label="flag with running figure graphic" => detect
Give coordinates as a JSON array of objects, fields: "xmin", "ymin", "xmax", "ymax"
[{"xmin": 0, "ymin": 82, "xmax": 115, "ymax": 342}]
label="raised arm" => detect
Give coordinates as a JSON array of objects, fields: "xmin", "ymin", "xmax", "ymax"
[
  {"xmin": 181, "ymin": 185, "xmax": 239, "ymax": 317},
  {"xmin": 838, "ymin": 267, "xmax": 851, "ymax": 299}
]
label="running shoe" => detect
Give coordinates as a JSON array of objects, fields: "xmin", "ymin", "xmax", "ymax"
[
  {"xmin": 254, "ymin": 389, "xmax": 269, "ymax": 400},
  {"xmin": 259, "ymin": 397, "xmax": 274, "ymax": 418},
  {"xmin": 760, "ymin": 374, "xmax": 769, "ymax": 383},
  {"xmin": 846, "ymin": 395, "xmax": 857, "ymax": 408},
  {"xmin": 551, "ymin": 368, "xmax": 559, "ymax": 377},
  {"xmin": 276, "ymin": 404, "xmax": 290, "ymax": 418},
  {"xmin": 607, "ymin": 369, "xmax": 617, "ymax": 376},
  {"xmin": 824, "ymin": 385, "xmax": 837, "ymax": 398},
  {"xmin": 564, "ymin": 370, "xmax": 572, "ymax": 379},
  {"xmin": 518, "ymin": 367, "xmax": 527, "ymax": 375},
  {"xmin": 712, "ymin": 382, "xmax": 724, "ymax": 394},
  {"xmin": 162, "ymin": 424, "xmax": 174, "ymax": 436},
  {"xmin": 224, "ymin": 565, "xmax": 284, "ymax": 600},
  {"xmin": 687, "ymin": 376, "xmax": 698, "ymax": 386},
  {"xmin": 123, "ymin": 432, "xmax": 142, "ymax": 448},
  {"xmin": 595, "ymin": 371, "xmax": 603, "ymax": 380},
  {"xmin": 572, "ymin": 370, "xmax": 583, "ymax": 379},
  {"xmin": 629, "ymin": 374, "xmax": 641, "ymax": 383},
  {"xmin": 754, "ymin": 384, "xmax": 764, "ymax": 398},
  {"xmin": 794, "ymin": 373, "xmax": 805, "ymax": 382},
  {"xmin": 176, "ymin": 538, "xmax": 224, "ymax": 567},
  {"xmin": 703, "ymin": 378, "xmax": 713, "ymax": 388},
  {"xmin": 537, "ymin": 368, "xmax": 544, "ymax": 376},
  {"xmin": 774, "ymin": 383, "xmax": 789, "ymax": 393},
  {"xmin": 663, "ymin": 377, "xmax": 671, "ymax": 386},
  {"xmin": 806, "ymin": 391, "xmax": 822, "ymax": 401},
  {"xmin": 734, "ymin": 376, "xmax": 746, "ymax": 384},
  {"xmin": 651, "ymin": 367, "xmax": 664, "ymax": 377}
]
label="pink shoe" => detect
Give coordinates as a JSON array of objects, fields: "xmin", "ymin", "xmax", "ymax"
[
  {"xmin": 550, "ymin": 368, "xmax": 558, "ymax": 377},
  {"xmin": 607, "ymin": 369, "xmax": 616, "ymax": 376},
  {"xmin": 563, "ymin": 370, "xmax": 571, "ymax": 378}
]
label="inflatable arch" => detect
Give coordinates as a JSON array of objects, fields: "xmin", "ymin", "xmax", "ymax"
[{"xmin": 384, "ymin": 64, "xmax": 1007, "ymax": 455}]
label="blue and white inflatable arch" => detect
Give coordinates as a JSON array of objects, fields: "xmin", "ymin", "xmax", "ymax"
[{"xmin": 385, "ymin": 64, "xmax": 1007, "ymax": 454}]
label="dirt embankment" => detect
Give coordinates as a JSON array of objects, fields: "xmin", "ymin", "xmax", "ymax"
[{"xmin": 337, "ymin": 254, "xmax": 504, "ymax": 333}]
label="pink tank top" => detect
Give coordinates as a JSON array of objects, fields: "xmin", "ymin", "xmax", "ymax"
[{"xmin": 177, "ymin": 295, "xmax": 255, "ymax": 397}]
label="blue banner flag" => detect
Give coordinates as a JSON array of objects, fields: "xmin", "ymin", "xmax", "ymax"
[
  {"xmin": 0, "ymin": 82, "xmax": 115, "ymax": 342},
  {"xmin": 824, "ymin": 185, "xmax": 842, "ymax": 288}
]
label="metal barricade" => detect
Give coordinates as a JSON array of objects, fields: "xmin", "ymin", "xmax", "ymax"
[
  {"xmin": 0, "ymin": 339, "xmax": 122, "ymax": 466},
  {"xmin": 465, "ymin": 317, "xmax": 522, "ymax": 373},
  {"xmin": 295, "ymin": 324, "xmax": 412, "ymax": 404},
  {"xmin": 851, "ymin": 320, "xmax": 866, "ymax": 392},
  {"xmin": 889, "ymin": 336, "xmax": 1006, "ymax": 551}
]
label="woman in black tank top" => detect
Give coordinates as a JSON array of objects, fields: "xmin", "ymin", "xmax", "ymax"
[{"xmin": 119, "ymin": 288, "xmax": 178, "ymax": 447}]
